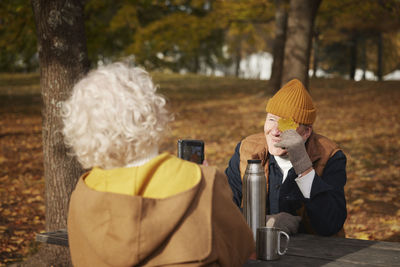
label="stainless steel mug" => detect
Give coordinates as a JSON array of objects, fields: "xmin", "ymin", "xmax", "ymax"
[
  {"xmin": 242, "ymin": 159, "xmax": 266, "ymax": 241},
  {"xmin": 256, "ymin": 227, "xmax": 290, "ymax": 261}
]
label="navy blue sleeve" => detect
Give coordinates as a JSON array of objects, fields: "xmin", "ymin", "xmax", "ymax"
[
  {"xmin": 225, "ymin": 142, "xmax": 243, "ymax": 207},
  {"xmin": 305, "ymin": 150, "xmax": 347, "ymax": 236}
]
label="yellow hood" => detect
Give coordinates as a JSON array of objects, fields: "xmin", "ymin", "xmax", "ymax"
[{"xmin": 84, "ymin": 153, "xmax": 201, "ymax": 198}]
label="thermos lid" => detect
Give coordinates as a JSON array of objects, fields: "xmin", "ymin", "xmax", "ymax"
[{"xmin": 247, "ymin": 159, "xmax": 261, "ymax": 164}]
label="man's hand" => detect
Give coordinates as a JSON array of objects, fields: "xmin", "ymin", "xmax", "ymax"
[
  {"xmin": 266, "ymin": 212, "xmax": 301, "ymax": 234},
  {"xmin": 274, "ymin": 129, "xmax": 312, "ymax": 175}
]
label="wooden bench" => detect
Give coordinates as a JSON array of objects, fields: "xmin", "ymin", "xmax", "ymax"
[{"xmin": 36, "ymin": 229, "xmax": 68, "ymax": 247}]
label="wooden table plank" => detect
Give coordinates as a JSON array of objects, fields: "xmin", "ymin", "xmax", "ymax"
[
  {"xmin": 245, "ymin": 234, "xmax": 400, "ymax": 266},
  {"xmin": 36, "ymin": 230, "xmax": 400, "ymax": 266},
  {"xmin": 245, "ymin": 255, "xmax": 334, "ymax": 266},
  {"xmin": 288, "ymin": 234, "xmax": 400, "ymax": 266}
]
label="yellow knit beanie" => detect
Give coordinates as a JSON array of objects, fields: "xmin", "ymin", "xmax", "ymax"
[{"xmin": 266, "ymin": 79, "xmax": 316, "ymax": 125}]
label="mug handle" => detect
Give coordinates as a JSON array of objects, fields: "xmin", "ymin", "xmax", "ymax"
[{"xmin": 277, "ymin": 231, "xmax": 290, "ymax": 256}]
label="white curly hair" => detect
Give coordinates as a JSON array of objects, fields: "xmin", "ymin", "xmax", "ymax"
[{"xmin": 61, "ymin": 62, "xmax": 172, "ymax": 169}]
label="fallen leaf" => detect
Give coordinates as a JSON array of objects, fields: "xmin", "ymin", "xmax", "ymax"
[{"xmin": 352, "ymin": 198, "xmax": 365, "ymax": 205}]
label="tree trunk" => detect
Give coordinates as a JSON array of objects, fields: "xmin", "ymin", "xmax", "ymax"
[
  {"xmin": 281, "ymin": 0, "xmax": 322, "ymax": 90},
  {"xmin": 377, "ymin": 32, "xmax": 383, "ymax": 81},
  {"xmin": 312, "ymin": 29, "xmax": 319, "ymax": 78},
  {"xmin": 349, "ymin": 34, "xmax": 358, "ymax": 80},
  {"xmin": 27, "ymin": 0, "xmax": 89, "ymax": 266},
  {"xmin": 193, "ymin": 54, "xmax": 200, "ymax": 74},
  {"xmin": 269, "ymin": 0, "xmax": 288, "ymax": 92},
  {"xmin": 234, "ymin": 38, "xmax": 242, "ymax": 77},
  {"xmin": 361, "ymin": 36, "xmax": 367, "ymax": 80}
]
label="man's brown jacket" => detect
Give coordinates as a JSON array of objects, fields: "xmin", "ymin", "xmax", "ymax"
[{"xmin": 238, "ymin": 132, "xmax": 345, "ymax": 236}]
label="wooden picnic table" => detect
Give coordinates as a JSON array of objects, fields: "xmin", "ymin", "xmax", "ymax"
[
  {"xmin": 245, "ymin": 233, "xmax": 400, "ymax": 266},
  {"xmin": 36, "ymin": 230, "xmax": 400, "ymax": 266}
]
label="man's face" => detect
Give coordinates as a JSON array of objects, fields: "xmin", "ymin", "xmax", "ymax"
[{"xmin": 264, "ymin": 113, "xmax": 311, "ymax": 156}]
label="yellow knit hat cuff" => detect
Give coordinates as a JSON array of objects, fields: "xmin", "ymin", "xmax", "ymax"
[{"xmin": 266, "ymin": 79, "xmax": 316, "ymax": 125}]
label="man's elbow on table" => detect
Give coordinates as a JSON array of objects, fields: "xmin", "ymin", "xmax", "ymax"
[{"xmin": 312, "ymin": 210, "xmax": 347, "ymax": 236}]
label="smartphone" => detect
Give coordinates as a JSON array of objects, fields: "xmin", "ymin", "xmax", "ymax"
[{"xmin": 177, "ymin": 139, "xmax": 204, "ymax": 164}]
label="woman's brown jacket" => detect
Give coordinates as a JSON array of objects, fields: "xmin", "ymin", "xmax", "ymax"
[{"xmin": 68, "ymin": 166, "xmax": 255, "ymax": 266}]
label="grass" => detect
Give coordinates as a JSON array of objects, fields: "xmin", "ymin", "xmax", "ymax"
[{"xmin": 0, "ymin": 73, "xmax": 40, "ymax": 96}]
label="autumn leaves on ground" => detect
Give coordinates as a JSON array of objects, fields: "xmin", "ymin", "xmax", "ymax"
[{"xmin": 1, "ymin": 73, "xmax": 400, "ymax": 265}]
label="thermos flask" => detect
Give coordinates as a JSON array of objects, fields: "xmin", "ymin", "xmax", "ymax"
[{"xmin": 242, "ymin": 159, "xmax": 266, "ymax": 240}]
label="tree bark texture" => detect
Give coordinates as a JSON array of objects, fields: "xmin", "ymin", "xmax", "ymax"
[
  {"xmin": 269, "ymin": 0, "xmax": 289, "ymax": 92},
  {"xmin": 281, "ymin": 0, "xmax": 322, "ymax": 90},
  {"xmin": 29, "ymin": 0, "xmax": 89, "ymax": 265}
]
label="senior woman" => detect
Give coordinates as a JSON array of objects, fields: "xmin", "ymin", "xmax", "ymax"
[{"xmin": 62, "ymin": 62, "xmax": 254, "ymax": 267}]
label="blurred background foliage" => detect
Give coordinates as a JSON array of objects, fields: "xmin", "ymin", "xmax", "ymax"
[{"xmin": 1, "ymin": 0, "xmax": 399, "ymax": 78}]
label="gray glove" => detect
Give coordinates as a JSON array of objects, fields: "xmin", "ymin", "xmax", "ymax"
[
  {"xmin": 266, "ymin": 212, "xmax": 301, "ymax": 234},
  {"xmin": 274, "ymin": 129, "xmax": 312, "ymax": 175}
]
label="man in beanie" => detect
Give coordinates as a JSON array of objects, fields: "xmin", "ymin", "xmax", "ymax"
[{"xmin": 225, "ymin": 79, "xmax": 347, "ymax": 236}]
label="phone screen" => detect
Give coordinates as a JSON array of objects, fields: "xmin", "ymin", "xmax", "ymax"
[{"xmin": 177, "ymin": 139, "xmax": 204, "ymax": 164}]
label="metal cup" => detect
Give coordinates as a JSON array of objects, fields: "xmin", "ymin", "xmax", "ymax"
[{"xmin": 256, "ymin": 227, "xmax": 290, "ymax": 261}]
